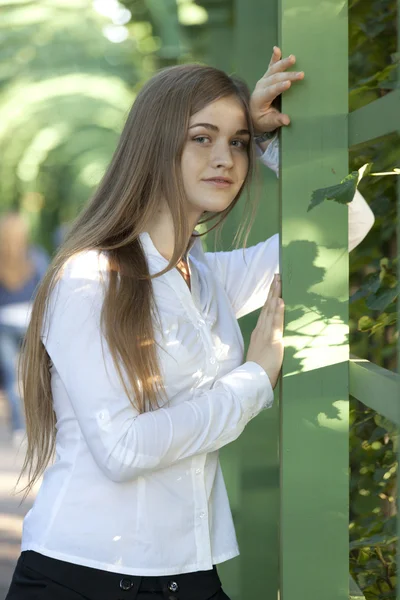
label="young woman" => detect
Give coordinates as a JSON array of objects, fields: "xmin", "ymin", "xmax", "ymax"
[
  {"xmin": 6, "ymin": 48, "xmax": 374, "ymax": 600},
  {"xmin": 0, "ymin": 213, "xmax": 49, "ymax": 446}
]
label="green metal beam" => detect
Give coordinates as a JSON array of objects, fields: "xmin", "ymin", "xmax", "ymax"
[
  {"xmin": 349, "ymin": 356, "xmax": 400, "ymax": 425},
  {"xmin": 279, "ymin": 0, "xmax": 349, "ymax": 596},
  {"xmin": 348, "ymin": 91, "xmax": 400, "ymax": 149}
]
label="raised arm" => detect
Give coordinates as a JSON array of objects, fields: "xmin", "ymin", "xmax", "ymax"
[
  {"xmin": 205, "ymin": 145, "xmax": 375, "ymax": 319},
  {"xmin": 42, "ymin": 254, "xmax": 273, "ymax": 483}
]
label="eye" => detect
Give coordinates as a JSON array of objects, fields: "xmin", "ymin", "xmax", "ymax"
[
  {"xmin": 193, "ymin": 136, "xmax": 210, "ymax": 144},
  {"xmin": 231, "ymin": 139, "xmax": 248, "ymax": 149}
]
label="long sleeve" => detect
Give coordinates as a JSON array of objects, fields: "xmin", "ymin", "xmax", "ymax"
[
  {"xmin": 42, "ymin": 258, "xmax": 273, "ymax": 483},
  {"xmin": 205, "ymin": 235, "xmax": 280, "ymax": 319},
  {"xmin": 347, "ymin": 188, "xmax": 375, "ymax": 251},
  {"xmin": 257, "ymin": 138, "xmax": 375, "ymax": 251},
  {"xmin": 205, "ymin": 144, "xmax": 375, "ymax": 319}
]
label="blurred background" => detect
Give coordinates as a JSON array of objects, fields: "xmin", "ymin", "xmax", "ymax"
[{"xmin": 0, "ymin": 0, "xmax": 398, "ymax": 599}]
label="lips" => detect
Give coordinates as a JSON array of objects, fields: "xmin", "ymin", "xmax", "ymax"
[{"xmin": 203, "ymin": 177, "xmax": 233, "ymax": 184}]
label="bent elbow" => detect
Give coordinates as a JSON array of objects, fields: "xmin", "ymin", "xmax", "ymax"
[
  {"xmin": 101, "ymin": 465, "xmax": 141, "ymax": 483},
  {"xmin": 99, "ymin": 449, "xmax": 161, "ymax": 483}
]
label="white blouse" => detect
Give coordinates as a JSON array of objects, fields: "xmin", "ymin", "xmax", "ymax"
[{"xmin": 21, "ymin": 146, "xmax": 375, "ymax": 576}]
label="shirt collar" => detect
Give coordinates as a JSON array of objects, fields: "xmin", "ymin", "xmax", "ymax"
[{"xmin": 138, "ymin": 231, "xmax": 203, "ymax": 263}]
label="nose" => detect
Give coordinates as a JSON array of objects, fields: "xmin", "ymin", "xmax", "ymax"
[{"xmin": 210, "ymin": 141, "xmax": 234, "ymax": 169}]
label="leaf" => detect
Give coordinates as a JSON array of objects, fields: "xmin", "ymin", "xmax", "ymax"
[
  {"xmin": 308, "ymin": 171, "xmax": 359, "ymax": 212},
  {"xmin": 368, "ymin": 427, "xmax": 387, "ymax": 444},
  {"xmin": 374, "ymin": 415, "xmax": 397, "ymax": 435},
  {"xmin": 358, "ymin": 162, "xmax": 373, "ymax": 181},
  {"xmin": 349, "ymin": 533, "xmax": 398, "ymax": 550},
  {"xmin": 358, "ymin": 316, "xmax": 375, "ymax": 332},
  {"xmin": 350, "ymin": 272, "xmax": 381, "ymax": 303},
  {"xmin": 366, "ymin": 287, "xmax": 398, "ymax": 311},
  {"xmin": 307, "ymin": 163, "xmax": 372, "ymax": 212}
]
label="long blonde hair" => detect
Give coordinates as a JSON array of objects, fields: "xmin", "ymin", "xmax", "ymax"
[{"xmin": 19, "ymin": 63, "xmax": 259, "ymax": 497}]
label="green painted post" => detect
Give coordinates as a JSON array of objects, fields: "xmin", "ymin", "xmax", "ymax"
[
  {"xmin": 195, "ymin": 0, "xmax": 233, "ymax": 72},
  {"xmin": 198, "ymin": 1, "xmax": 281, "ymax": 597},
  {"xmin": 232, "ymin": 2, "xmax": 280, "ymax": 599},
  {"xmin": 278, "ymin": 0, "xmax": 349, "ymax": 598},
  {"xmin": 193, "ymin": 4, "xmax": 238, "ymax": 599}
]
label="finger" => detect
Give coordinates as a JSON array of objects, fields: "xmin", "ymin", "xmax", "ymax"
[
  {"xmin": 262, "ymin": 71, "xmax": 304, "ymax": 86},
  {"xmin": 255, "ymin": 81, "xmax": 292, "ymax": 107},
  {"xmin": 265, "ymin": 53, "xmax": 295, "ymax": 79},
  {"xmin": 267, "ymin": 54, "xmax": 297, "ymax": 76},
  {"xmin": 259, "ymin": 293, "xmax": 282, "ymax": 341},
  {"xmin": 270, "ymin": 113, "xmax": 290, "ymax": 127},
  {"xmin": 259, "ymin": 275, "xmax": 281, "ymax": 319},
  {"xmin": 268, "ymin": 46, "xmax": 282, "ymax": 68},
  {"xmin": 271, "ymin": 299, "xmax": 285, "ymax": 342}
]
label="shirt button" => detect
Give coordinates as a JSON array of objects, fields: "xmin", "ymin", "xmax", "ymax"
[
  {"xmin": 167, "ymin": 581, "xmax": 179, "ymax": 593},
  {"xmin": 119, "ymin": 578, "xmax": 134, "ymax": 591},
  {"xmin": 199, "ymin": 511, "xmax": 206, "ymax": 519},
  {"xmin": 210, "ymin": 357, "xmax": 216, "ymax": 364},
  {"xmin": 195, "ymin": 468, "xmax": 202, "ymax": 475}
]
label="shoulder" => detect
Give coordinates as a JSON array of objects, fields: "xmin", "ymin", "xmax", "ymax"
[
  {"xmin": 42, "ymin": 251, "xmax": 109, "ymax": 341},
  {"xmin": 60, "ymin": 250, "xmax": 111, "ymax": 288},
  {"xmin": 49, "ymin": 250, "xmax": 110, "ymax": 309}
]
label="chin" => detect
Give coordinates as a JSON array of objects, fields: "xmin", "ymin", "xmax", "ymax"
[{"xmin": 198, "ymin": 199, "xmax": 235, "ymax": 214}]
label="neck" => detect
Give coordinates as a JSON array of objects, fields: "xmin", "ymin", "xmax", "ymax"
[{"xmin": 145, "ymin": 201, "xmax": 201, "ymax": 261}]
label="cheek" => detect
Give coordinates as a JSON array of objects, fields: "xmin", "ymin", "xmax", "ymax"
[
  {"xmin": 181, "ymin": 148, "xmax": 204, "ymax": 184},
  {"xmin": 237, "ymin": 154, "xmax": 249, "ymax": 184}
]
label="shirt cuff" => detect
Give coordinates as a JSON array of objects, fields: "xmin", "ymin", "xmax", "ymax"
[
  {"xmin": 213, "ymin": 360, "xmax": 275, "ymax": 420},
  {"xmin": 255, "ymin": 134, "xmax": 280, "ymax": 178}
]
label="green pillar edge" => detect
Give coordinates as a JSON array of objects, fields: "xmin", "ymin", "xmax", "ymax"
[{"xmin": 278, "ymin": 0, "xmax": 350, "ymax": 597}]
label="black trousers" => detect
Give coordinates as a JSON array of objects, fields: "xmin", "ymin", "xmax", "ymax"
[{"xmin": 6, "ymin": 551, "xmax": 231, "ymax": 600}]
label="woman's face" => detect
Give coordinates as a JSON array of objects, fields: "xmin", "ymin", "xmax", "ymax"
[{"xmin": 181, "ymin": 95, "xmax": 250, "ymax": 224}]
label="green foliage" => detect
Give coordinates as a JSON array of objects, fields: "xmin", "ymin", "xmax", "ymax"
[
  {"xmin": 349, "ymin": 407, "xmax": 398, "ymax": 599},
  {"xmin": 0, "ymin": 0, "xmax": 164, "ymax": 252},
  {"xmin": 308, "ymin": 171, "xmax": 359, "ymax": 212},
  {"xmin": 348, "ymin": 0, "xmax": 399, "ymax": 595},
  {"xmin": 308, "ymin": 163, "xmax": 377, "ymax": 213}
]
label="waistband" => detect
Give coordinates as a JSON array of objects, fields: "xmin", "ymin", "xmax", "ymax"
[{"xmin": 20, "ymin": 551, "xmax": 222, "ymax": 600}]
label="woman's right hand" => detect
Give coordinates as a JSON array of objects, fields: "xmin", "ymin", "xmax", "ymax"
[{"xmin": 246, "ymin": 274, "xmax": 284, "ymax": 389}]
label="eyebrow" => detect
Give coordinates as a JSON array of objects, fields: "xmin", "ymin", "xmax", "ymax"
[{"xmin": 189, "ymin": 122, "xmax": 250, "ymax": 136}]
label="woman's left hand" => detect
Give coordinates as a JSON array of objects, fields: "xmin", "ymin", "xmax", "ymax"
[{"xmin": 250, "ymin": 47, "xmax": 305, "ymax": 135}]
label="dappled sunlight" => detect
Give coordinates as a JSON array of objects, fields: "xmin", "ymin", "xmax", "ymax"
[
  {"xmin": 17, "ymin": 125, "xmax": 70, "ymax": 183},
  {"xmin": 308, "ymin": 245, "xmax": 350, "ymax": 300},
  {"xmin": 279, "ymin": 219, "xmax": 322, "ymax": 247},
  {"xmin": 284, "ymin": 0, "xmax": 346, "ymax": 20},
  {"xmin": 316, "ymin": 400, "xmax": 348, "ymax": 431},
  {"xmin": 281, "ymin": 237, "xmax": 349, "ymax": 377},
  {"xmin": 0, "ymin": 74, "xmax": 132, "ymax": 144}
]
